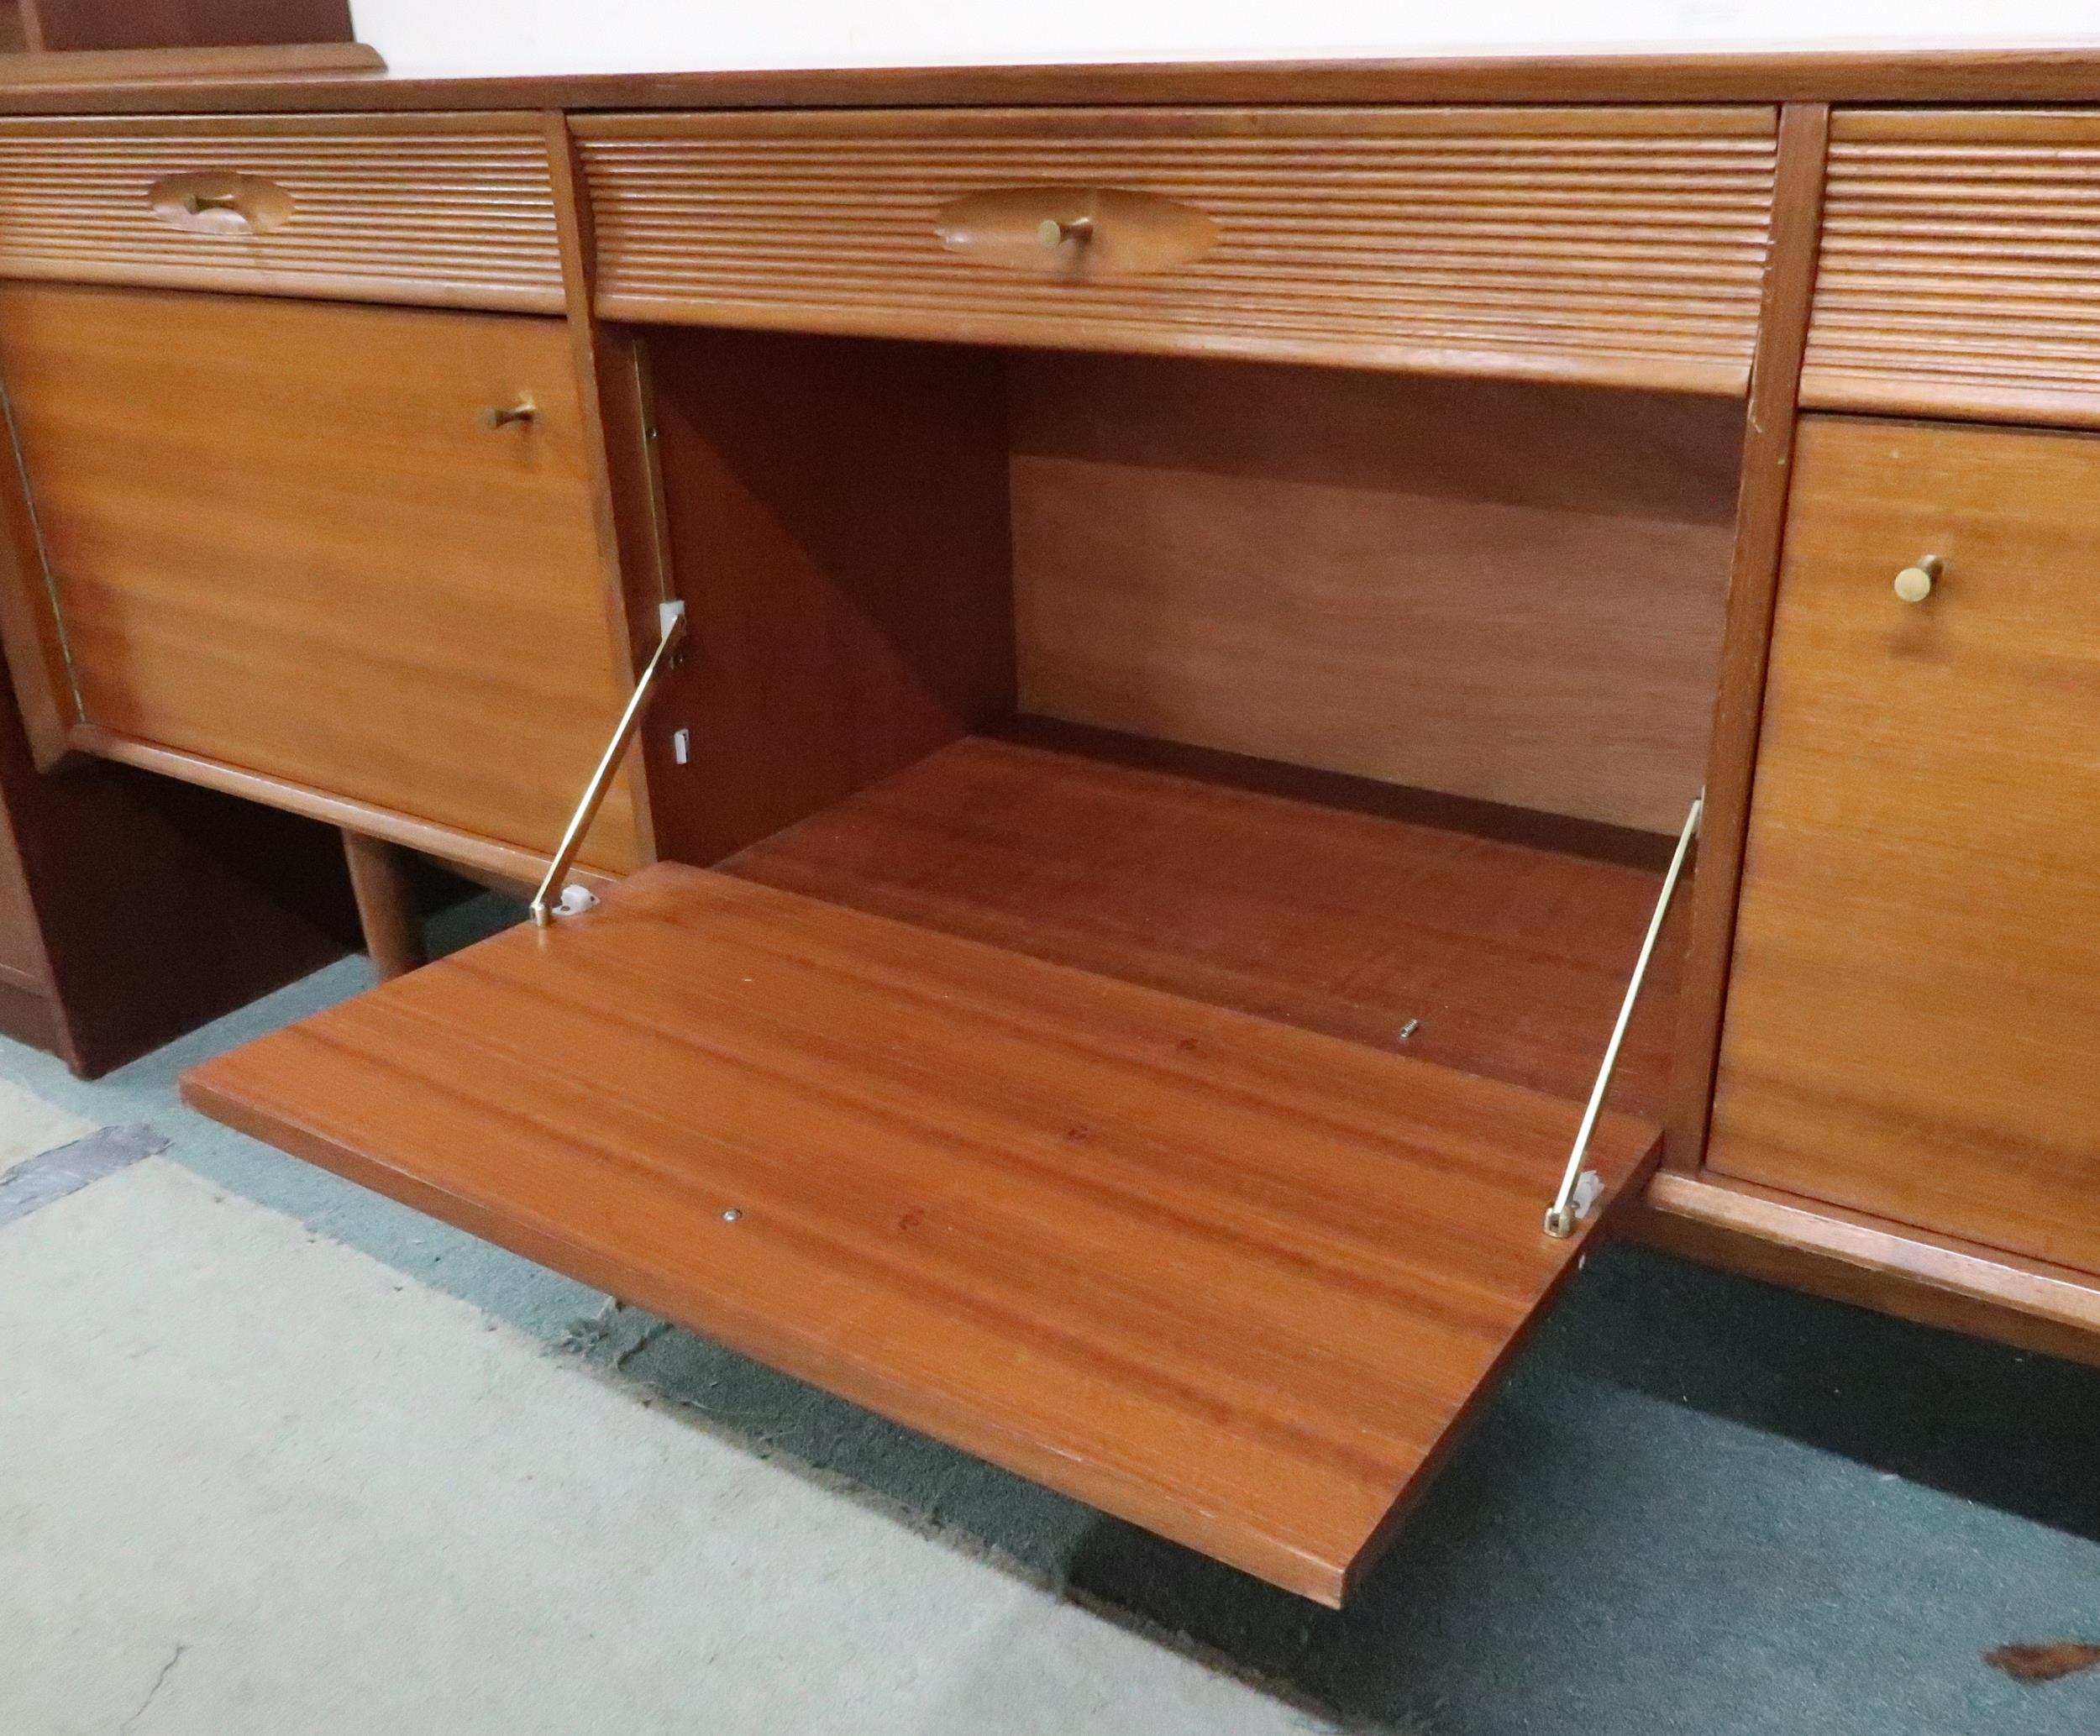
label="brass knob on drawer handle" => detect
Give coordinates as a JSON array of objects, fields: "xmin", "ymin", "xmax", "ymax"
[
  {"xmin": 1894, "ymin": 555, "xmax": 1942, "ymax": 604},
  {"xmin": 1036, "ymin": 215, "xmax": 1095, "ymax": 249},
  {"xmin": 478, "ymin": 397, "xmax": 537, "ymax": 431}
]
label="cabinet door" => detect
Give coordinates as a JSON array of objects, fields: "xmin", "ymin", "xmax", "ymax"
[
  {"xmin": 1709, "ymin": 416, "xmax": 2100, "ymax": 1273},
  {"xmin": 0, "ymin": 281, "xmax": 640, "ymax": 874}
]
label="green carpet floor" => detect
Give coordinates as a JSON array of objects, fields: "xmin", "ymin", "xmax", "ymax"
[{"xmin": 7, "ymin": 897, "xmax": 2096, "ymax": 1734}]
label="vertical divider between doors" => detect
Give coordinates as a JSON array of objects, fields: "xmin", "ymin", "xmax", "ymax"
[
  {"xmin": 543, "ymin": 108, "xmax": 670, "ymax": 868},
  {"xmin": 1664, "ymin": 100, "xmax": 1831, "ymax": 1171}
]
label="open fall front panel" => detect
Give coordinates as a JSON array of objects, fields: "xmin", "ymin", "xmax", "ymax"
[
  {"xmin": 184, "ymin": 858, "xmax": 1662, "ymax": 1606},
  {"xmin": 181, "ymin": 337, "xmax": 1711, "ymax": 1607}
]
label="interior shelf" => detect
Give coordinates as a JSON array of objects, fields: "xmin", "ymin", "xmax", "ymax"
[
  {"xmin": 726, "ymin": 726, "xmax": 1686, "ymax": 1117},
  {"xmin": 185, "ymin": 859, "xmax": 1663, "ymax": 1606}
]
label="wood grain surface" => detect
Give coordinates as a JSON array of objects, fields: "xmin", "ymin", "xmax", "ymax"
[
  {"xmin": 640, "ymin": 327, "xmax": 1015, "ymax": 867},
  {"xmin": 578, "ymin": 106, "xmax": 1777, "ymax": 393},
  {"xmin": 1641, "ymin": 1168, "xmax": 2100, "ymax": 1371},
  {"xmin": 342, "ymin": 829, "xmax": 425, "ymax": 982},
  {"xmin": 0, "ymin": 112, "xmax": 561, "ymax": 312},
  {"xmin": 8, "ymin": 51, "xmax": 2100, "ymax": 116},
  {"xmin": 727, "ymin": 732, "xmax": 1686, "ymax": 1117},
  {"xmin": 0, "ymin": 281, "xmax": 639, "ymax": 872},
  {"xmin": 1709, "ymin": 417, "xmax": 2100, "ymax": 1277},
  {"xmin": 0, "ymin": 41, "xmax": 379, "ymax": 90},
  {"xmin": 1803, "ymin": 110, "xmax": 2100, "ymax": 427},
  {"xmin": 1665, "ymin": 102, "xmax": 1830, "ymax": 1169},
  {"xmin": 1009, "ymin": 352, "xmax": 1738, "ymax": 832},
  {"xmin": 185, "ymin": 862, "xmax": 1660, "ymax": 1605},
  {"xmin": 543, "ymin": 109, "xmax": 659, "ymax": 864}
]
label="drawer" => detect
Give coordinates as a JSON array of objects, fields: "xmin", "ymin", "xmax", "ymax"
[
  {"xmin": 1804, "ymin": 110, "xmax": 2100, "ymax": 427},
  {"xmin": 578, "ymin": 107, "xmax": 1777, "ymax": 393},
  {"xmin": 0, "ymin": 283, "xmax": 639, "ymax": 875},
  {"xmin": 0, "ymin": 114, "xmax": 564, "ymax": 313},
  {"xmin": 1710, "ymin": 417, "xmax": 2100, "ymax": 1276}
]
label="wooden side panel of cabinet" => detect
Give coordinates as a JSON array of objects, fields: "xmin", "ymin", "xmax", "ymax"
[
  {"xmin": 1709, "ymin": 416, "xmax": 2100, "ymax": 1277},
  {"xmin": 1803, "ymin": 109, "xmax": 2100, "ymax": 427},
  {"xmin": 580, "ymin": 106, "xmax": 1777, "ymax": 395},
  {"xmin": 0, "ymin": 113, "xmax": 564, "ymax": 314},
  {"xmin": 0, "ymin": 282, "xmax": 640, "ymax": 876},
  {"xmin": 638, "ymin": 326, "xmax": 1016, "ymax": 868}
]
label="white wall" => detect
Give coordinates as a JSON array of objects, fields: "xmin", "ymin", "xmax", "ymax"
[{"xmin": 346, "ymin": 0, "xmax": 2100, "ymax": 81}]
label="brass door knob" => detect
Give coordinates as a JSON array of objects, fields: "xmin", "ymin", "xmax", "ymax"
[
  {"xmin": 1036, "ymin": 215, "xmax": 1095, "ymax": 249},
  {"xmin": 1894, "ymin": 556, "xmax": 1942, "ymax": 603},
  {"xmin": 479, "ymin": 397, "xmax": 537, "ymax": 431}
]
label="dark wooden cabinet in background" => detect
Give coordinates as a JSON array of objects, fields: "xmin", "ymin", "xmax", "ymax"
[{"xmin": 2, "ymin": 0, "xmax": 351, "ymax": 55}]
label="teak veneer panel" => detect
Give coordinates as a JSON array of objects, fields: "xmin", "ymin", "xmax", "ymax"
[
  {"xmin": 183, "ymin": 863, "xmax": 1661, "ymax": 1605},
  {"xmin": 1803, "ymin": 110, "xmax": 2100, "ymax": 427},
  {"xmin": 579, "ymin": 106, "xmax": 1777, "ymax": 393},
  {"xmin": 1009, "ymin": 354, "xmax": 1738, "ymax": 833},
  {"xmin": 0, "ymin": 113, "xmax": 563, "ymax": 312},
  {"xmin": 0, "ymin": 281, "xmax": 639, "ymax": 873},
  {"xmin": 726, "ymin": 732, "xmax": 1685, "ymax": 1116},
  {"xmin": 1710, "ymin": 417, "xmax": 2100, "ymax": 1277}
]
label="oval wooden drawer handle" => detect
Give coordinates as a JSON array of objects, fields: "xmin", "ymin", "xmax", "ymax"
[
  {"xmin": 1895, "ymin": 555, "xmax": 1942, "ymax": 603},
  {"xmin": 147, "ymin": 170, "xmax": 293, "ymax": 235},
  {"xmin": 938, "ymin": 186, "xmax": 1217, "ymax": 278}
]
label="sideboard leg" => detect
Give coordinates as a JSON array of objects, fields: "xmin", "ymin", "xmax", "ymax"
[{"xmin": 342, "ymin": 829, "xmax": 425, "ymax": 982}]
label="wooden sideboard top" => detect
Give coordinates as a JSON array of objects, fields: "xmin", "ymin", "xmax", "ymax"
[{"xmin": 1, "ymin": 48, "xmax": 2099, "ymax": 117}]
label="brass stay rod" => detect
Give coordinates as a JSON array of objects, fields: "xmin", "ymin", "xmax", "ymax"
[
  {"xmin": 530, "ymin": 601, "xmax": 686, "ymax": 929},
  {"xmin": 1544, "ymin": 791, "xmax": 1704, "ymax": 1239}
]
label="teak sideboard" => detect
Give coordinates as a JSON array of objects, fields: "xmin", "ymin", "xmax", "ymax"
[{"xmin": 0, "ymin": 49, "xmax": 2096, "ymax": 1605}]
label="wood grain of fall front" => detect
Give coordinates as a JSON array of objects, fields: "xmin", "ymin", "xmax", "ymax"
[{"xmin": 184, "ymin": 863, "xmax": 1660, "ymax": 1604}]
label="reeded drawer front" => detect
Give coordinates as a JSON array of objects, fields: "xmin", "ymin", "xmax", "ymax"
[
  {"xmin": 0, "ymin": 283, "xmax": 637, "ymax": 873},
  {"xmin": 579, "ymin": 107, "xmax": 1777, "ymax": 393},
  {"xmin": 1803, "ymin": 110, "xmax": 2100, "ymax": 427},
  {"xmin": 0, "ymin": 114, "xmax": 564, "ymax": 313},
  {"xmin": 1711, "ymin": 417, "xmax": 2100, "ymax": 1277}
]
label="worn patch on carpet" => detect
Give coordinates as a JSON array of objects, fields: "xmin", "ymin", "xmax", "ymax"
[
  {"xmin": 0, "ymin": 1155, "xmax": 1320, "ymax": 1736},
  {"xmin": 0, "ymin": 1076, "xmax": 97, "ymax": 1180},
  {"xmin": 0, "ymin": 1124, "xmax": 167, "ymax": 1230}
]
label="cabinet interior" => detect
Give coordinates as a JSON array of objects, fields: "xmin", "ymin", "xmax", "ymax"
[{"xmin": 637, "ymin": 326, "xmax": 1742, "ymax": 1115}]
